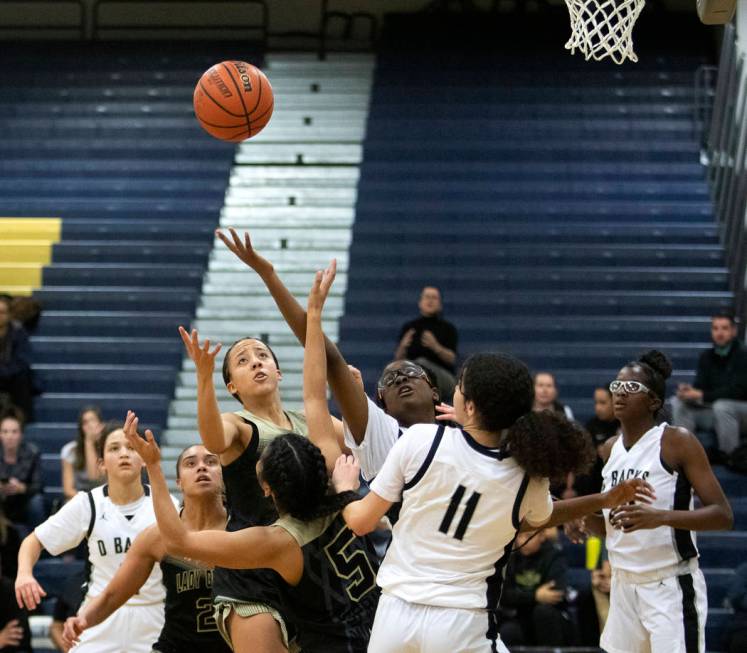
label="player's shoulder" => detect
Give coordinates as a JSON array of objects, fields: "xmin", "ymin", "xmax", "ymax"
[
  {"xmin": 599, "ymin": 434, "xmax": 621, "ymax": 462},
  {"xmin": 400, "ymin": 421, "xmax": 445, "ymax": 442}
]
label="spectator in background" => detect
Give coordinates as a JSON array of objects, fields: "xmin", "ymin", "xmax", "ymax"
[
  {"xmin": 0, "ymin": 412, "xmax": 44, "ymax": 529},
  {"xmin": 499, "ymin": 528, "xmax": 575, "ymax": 647},
  {"xmin": 395, "ymin": 286, "xmax": 458, "ymax": 400},
  {"xmin": 61, "ymin": 406, "xmax": 104, "ymax": 501},
  {"xmin": 725, "ymin": 562, "xmax": 747, "ymax": 653},
  {"xmin": 0, "ymin": 499, "xmax": 21, "ymax": 580},
  {"xmin": 0, "ymin": 296, "xmax": 34, "ymax": 424},
  {"xmin": 0, "ymin": 560, "xmax": 30, "ymax": 653},
  {"xmin": 672, "ymin": 313, "xmax": 747, "ymax": 458},
  {"xmin": 533, "ymin": 372, "xmax": 575, "ymax": 421}
]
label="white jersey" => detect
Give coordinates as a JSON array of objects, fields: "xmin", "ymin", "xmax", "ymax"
[
  {"xmin": 370, "ymin": 423, "xmax": 553, "ymax": 610},
  {"xmin": 602, "ymin": 423, "xmax": 698, "ymax": 575},
  {"xmin": 35, "ymin": 484, "xmax": 177, "ymax": 606},
  {"xmin": 343, "ymin": 397, "xmax": 401, "ymax": 482}
]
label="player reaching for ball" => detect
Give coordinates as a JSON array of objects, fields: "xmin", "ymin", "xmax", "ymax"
[{"xmin": 581, "ymin": 350, "xmax": 733, "ymax": 653}]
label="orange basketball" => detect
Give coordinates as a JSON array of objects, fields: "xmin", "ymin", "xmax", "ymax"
[{"xmin": 193, "ymin": 61, "xmax": 274, "ymax": 142}]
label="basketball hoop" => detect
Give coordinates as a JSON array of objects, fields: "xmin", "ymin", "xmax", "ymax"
[{"xmin": 563, "ymin": 0, "xmax": 646, "ymax": 65}]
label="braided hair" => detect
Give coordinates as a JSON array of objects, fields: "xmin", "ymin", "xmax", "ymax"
[
  {"xmin": 459, "ymin": 353, "xmax": 595, "ymax": 482},
  {"xmin": 259, "ymin": 433, "xmax": 358, "ymax": 521}
]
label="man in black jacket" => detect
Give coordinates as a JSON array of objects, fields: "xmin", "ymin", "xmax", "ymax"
[{"xmin": 672, "ymin": 313, "xmax": 747, "ymax": 456}]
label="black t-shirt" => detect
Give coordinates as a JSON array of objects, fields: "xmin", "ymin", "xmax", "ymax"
[
  {"xmin": 398, "ymin": 315, "xmax": 458, "ymax": 373},
  {"xmin": 0, "ymin": 576, "xmax": 31, "ymax": 653}
]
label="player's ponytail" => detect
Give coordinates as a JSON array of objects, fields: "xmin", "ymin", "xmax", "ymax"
[{"xmin": 503, "ymin": 410, "xmax": 595, "ymax": 482}]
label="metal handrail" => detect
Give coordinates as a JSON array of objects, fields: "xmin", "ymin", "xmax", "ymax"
[
  {"xmin": 92, "ymin": 0, "xmax": 268, "ymax": 47},
  {"xmin": 0, "ymin": 0, "xmax": 86, "ymax": 39}
]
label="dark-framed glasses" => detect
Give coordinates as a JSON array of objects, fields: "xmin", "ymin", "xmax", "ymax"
[
  {"xmin": 378, "ymin": 364, "xmax": 429, "ymax": 389},
  {"xmin": 609, "ymin": 380, "xmax": 651, "ymax": 395}
]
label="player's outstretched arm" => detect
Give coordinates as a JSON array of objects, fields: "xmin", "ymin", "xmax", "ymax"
[
  {"xmin": 217, "ymin": 227, "xmax": 369, "ymax": 442},
  {"xmin": 63, "ymin": 527, "xmax": 159, "ymax": 647},
  {"xmin": 332, "ymin": 455, "xmax": 391, "ymax": 535},
  {"xmin": 15, "ymin": 534, "xmax": 46, "ymax": 610},
  {"xmin": 124, "ymin": 412, "xmax": 300, "ymax": 580},
  {"xmin": 178, "ymin": 327, "xmax": 241, "ymax": 455}
]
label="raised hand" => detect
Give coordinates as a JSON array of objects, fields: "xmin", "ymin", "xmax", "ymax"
[
  {"xmin": 602, "ymin": 478, "xmax": 655, "ymax": 510},
  {"xmin": 332, "ymin": 454, "xmax": 360, "ymax": 493},
  {"xmin": 62, "ymin": 615, "xmax": 87, "ymax": 647},
  {"xmin": 307, "ymin": 259, "xmax": 337, "ymax": 314},
  {"xmin": 216, "ymin": 227, "xmax": 274, "ymax": 277},
  {"xmin": 178, "ymin": 327, "xmax": 222, "ymax": 377},
  {"xmin": 123, "ymin": 411, "xmax": 161, "ymax": 467},
  {"xmin": 435, "ymin": 402, "xmax": 458, "ymax": 423},
  {"xmin": 14, "ymin": 571, "xmax": 46, "ymax": 610}
]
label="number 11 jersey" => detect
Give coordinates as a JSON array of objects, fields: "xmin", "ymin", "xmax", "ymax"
[{"xmin": 370, "ymin": 423, "xmax": 553, "ymax": 610}]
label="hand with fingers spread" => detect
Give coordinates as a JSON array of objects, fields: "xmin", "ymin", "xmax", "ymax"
[
  {"xmin": 332, "ymin": 454, "xmax": 360, "ymax": 493},
  {"xmin": 602, "ymin": 478, "xmax": 655, "ymax": 510},
  {"xmin": 216, "ymin": 227, "xmax": 274, "ymax": 277},
  {"xmin": 123, "ymin": 411, "xmax": 161, "ymax": 468},
  {"xmin": 0, "ymin": 619, "xmax": 24, "ymax": 648},
  {"xmin": 609, "ymin": 502, "xmax": 667, "ymax": 533},
  {"xmin": 14, "ymin": 571, "xmax": 46, "ymax": 611},
  {"xmin": 435, "ymin": 402, "xmax": 458, "ymax": 423},
  {"xmin": 62, "ymin": 615, "xmax": 87, "ymax": 648},
  {"xmin": 178, "ymin": 327, "xmax": 222, "ymax": 378},
  {"xmin": 307, "ymin": 260, "xmax": 337, "ymax": 315}
]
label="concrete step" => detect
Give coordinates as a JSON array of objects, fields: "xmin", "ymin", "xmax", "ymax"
[
  {"xmin": 230, "ymin": 165, "xmax": 360, "ymax": 184},
  {"xmin": 225, "ymin": 186, "xmax": 357, "ymax": 207},
  {"xmin": 209, "ymin": 249, "xmax": 349, "ymax": 266},
  {"xmin": 203, "ymin": 271, "xmax": 349, "ymax": 292},
  {"xmin": 235, "ymin": 143, "xmax": 362, "ymax": 165},
  {"xmin": 220, "ymin": 206, "xmax": 355, "ymax": 225}
]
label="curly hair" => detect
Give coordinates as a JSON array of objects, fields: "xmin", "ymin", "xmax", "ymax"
[
  {"xmin": 95, "ymin": 421, "xmax": 124, "ymax": 460},
  {"xmin": 259, "ymin": 433, "xmax": 358, "ymax": 521},
  {"xmin": 459, "ymin": 353, "xmax": 534, "ymax": 431},
  {"xmin": 221, "ymin": 337, "xmax": 281, "ymax": 404},
  {"xmin": 503, "ymin": 411, "xmax": 596, "ymax": 482}
]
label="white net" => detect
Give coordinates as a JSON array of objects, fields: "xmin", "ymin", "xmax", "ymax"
[{"xmin": 564, "ymin": 0, "xmax": 646, "ymax": 65}]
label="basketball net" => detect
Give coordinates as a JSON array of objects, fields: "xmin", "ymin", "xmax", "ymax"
[{"xmin": 564, "ymin": 0, "xmax": 646, "ymax": 65}]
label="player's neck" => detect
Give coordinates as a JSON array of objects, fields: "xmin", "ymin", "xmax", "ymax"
[
  {"xmin": 462, "ymin": 422, "xmax": 501, "ymax": 448},
  {"xmin": 182, "ymin": 495, "xmax": 227, "ymax": 531},
  {"xmin": 107, "ymin": 478, "xmax": 145, "ymax": 505},
  {"xmin": 620, "ymin": 415, "xmax": 657, "ymax": 448},
  {"xmin": 242, "ymin": 393, "xmax": 288, "ymax": 428}
]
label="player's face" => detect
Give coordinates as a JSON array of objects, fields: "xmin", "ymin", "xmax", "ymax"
[
  {"xmin": 177, "ymin": 445, "xmax": 222, "ymax": 497},
  {"xmin": 226, "ymin": 339, "xmax": 282, "ymax": 401},
  {"xmin": 610, "ymin": 366, "xmax": 659, "ymax": 421},
  {"xmin": 533, "ymin": 374, "xmax": 557, "ymax": 407},
  {"xmin": 711, "ymin": 317, "xmax": 736, "ymax": 348},
  {"xmin": 594, "ymin": 389, "xmax": 615, "ymax": 421},
  {"xmin": 101, "ymin": 429, "xmax": 144, "ymax": 482},
  {"xmin": 377, "ymin": 361, "xmax": 437, "ymax": 423},
  {"xmin": 0, "ymin": 418, "xmax": 22, "ymax": 452}
]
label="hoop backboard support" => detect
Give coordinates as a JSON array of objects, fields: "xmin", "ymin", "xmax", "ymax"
[{"xmin": 698, "ymin": 0, "xmax": 737, "ymax": 25}]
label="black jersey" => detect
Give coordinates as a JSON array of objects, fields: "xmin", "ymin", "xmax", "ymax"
[
  {"xmin": 153, "ymin": 556, "xmax": 231, "ymax": 653},
  {"xmin": 274, "ymin": 513, "xmax": 380, "ymax": 653},
  {"xmin": 212, "ymin": 426, "xmax": 286, "ymax": 610}
]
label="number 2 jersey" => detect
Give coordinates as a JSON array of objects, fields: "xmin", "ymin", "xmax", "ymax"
[
  {"xmin": 272, "ymin": 512, "xmax": 380, "ymax": 653},
  {"xmin": 370, "ymin": 423, "xmax": 553, "ymax": 610}
]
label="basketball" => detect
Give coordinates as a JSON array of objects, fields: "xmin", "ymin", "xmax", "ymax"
[{"xmin": 193, "ymin": 61, "xmax": 274, "ymax": 142}]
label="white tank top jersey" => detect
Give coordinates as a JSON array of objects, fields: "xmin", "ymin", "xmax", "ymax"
[
  {"xmin": 602, "ymin": 422, "xmax": 698, "ymax": 575},
  {"xmin": 35, "ymin": 484, "xmax": 177, "ymax": 606},
  {"xmin": 370, "ymin": 423, "xmax": 553, "ymax": 610}
]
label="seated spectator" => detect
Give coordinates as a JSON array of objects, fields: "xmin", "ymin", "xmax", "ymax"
[
  {"xmin": 574, "ymin": 386, "xmax": 621, "ymax": 497},
  {"xmin": 533, "ymin": 372, "xmax": 575, "ymax": 420},
  {"xmin": 0, "ymin": 561, "xmax": 30, "ymax": 653},
  {"xmin": 499, "ymin": 528, "xmax": 575, "ymax": 647},
  {"xmin": 0, "ymin": 411, "xmax": 44, "ymax": 529},
  {"xmin": 394, "ymin": 286, "xmax": 458, "ymax": 400},
  {"xmin": 61, "ymin": 406, "xmax": 104, "ymax": 501},
  {"xmin": 0, "ymin": 499, "xmax": 21, "ymax": 580},
  {"xmin": 725, "ymin": 562, "xmax": 747, "ymax": 653},
  {"xmin": 672, "ymin": 312, "xmax": 747, "ymax": 458},
  {"xmin": 0, "ymin": 296, "xmax": 34, "ymax": 424}
]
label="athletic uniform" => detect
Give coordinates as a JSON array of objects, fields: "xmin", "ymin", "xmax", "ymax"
[
  {"xmin": 343, "ymin": 397, "xmax": 401, "ymax": 482},
  {"xmin": 272, "ymin": 512, "xmax": 380, "ymax": 652},
  {"xmin": 368, "ymin": 423, "xmax": 553, "ymax": 653},
  {"xmin": 212, "ymin": 408, "xmax": 307, "ymax": 649},
  {"xmin": 35, "ymin": 485, "xmax": 176, "ymax": 653},
  {"xmin": 152, "ymin": 555, "xmax": 231, "ymax": 653},
  {"xmin": 601, "ymin": 422, "xmax": 707, "ymax": 653}
]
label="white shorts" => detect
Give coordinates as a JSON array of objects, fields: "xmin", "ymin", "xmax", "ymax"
[
  {"xmin": 71, "ymin": 603, "xmax": 164, "ymax": 653},
  {"xmin": 368, "ymin": 593, "xmax": 510, "ymax": 653},
  {"xmin": 601, "ymin": 565, "xmax": 707, "ymax": 653}
]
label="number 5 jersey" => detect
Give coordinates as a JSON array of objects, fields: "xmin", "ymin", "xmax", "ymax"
[{"xmin": 370, "ymin": 423, "xmax": 553, "ymax": 610}]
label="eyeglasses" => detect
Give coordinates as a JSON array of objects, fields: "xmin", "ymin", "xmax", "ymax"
[
  {"xmin": 377, "ymin": 365, "xmax": 429, "ymax": 389},
  {"xmin": 609, "ymin": 380, "xmax": 651, "ymax": 395}
]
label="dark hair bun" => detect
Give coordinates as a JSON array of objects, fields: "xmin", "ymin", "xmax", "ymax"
[{"xmin": 638, "ymin": 350, "xmax": 672, "ymax": 381}]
